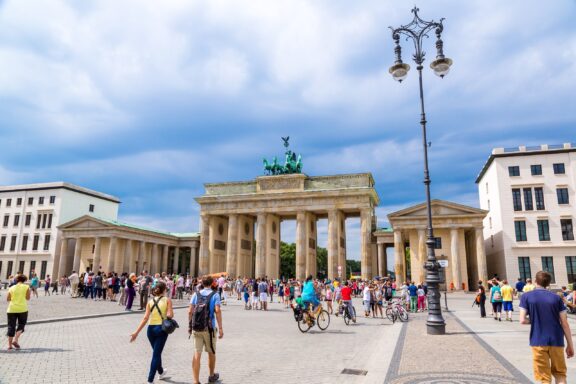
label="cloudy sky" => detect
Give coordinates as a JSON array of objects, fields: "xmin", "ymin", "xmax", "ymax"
[{"xmin": 0, "ymin": 0, "xmax": 575, "ymax": 261}]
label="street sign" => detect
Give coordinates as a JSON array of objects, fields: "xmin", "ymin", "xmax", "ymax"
[{"xmin": 438, "ymin": 260, "xmax": 449, "ymax": 268}]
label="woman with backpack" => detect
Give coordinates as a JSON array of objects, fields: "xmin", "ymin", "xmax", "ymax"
[
  {"xmin": 130, "ymin": 281, "xmax": 174, "ymax": 383},
  {"xmin": 490, "ymin": 279, "xmax": 503, "ymax": 322}
]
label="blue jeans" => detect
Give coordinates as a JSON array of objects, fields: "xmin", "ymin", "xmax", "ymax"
[{"xmin": 147, "ymin": 325, "xmax": 168, "ymax": 383}]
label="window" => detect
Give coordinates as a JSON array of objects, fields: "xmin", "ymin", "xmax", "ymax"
[
  {"xmin": 36, "ymin": 214, "xmax": 41, "ymax": 229},
  {"xmin": 518, "ymin": 257, "xmax": 531, "ymax": 281},
  {"xmin": 0, "ymin": 261, "xmax": 2, "ymax": 278},
  {"xmin": 10, "ymin": 235, "xmax": 17, "ymax": 251},
  {"xmin": 32, "ymin": 235, "xmax": 39, "ymax": 251},
  {"xmin": 13, "ymin": 214, "xmax": 19, "ymax": 227},
  {"xmin": 561, "ymin": 219, "xmax": 574, "ymax": 241},
  {"xmin": 38, "ymin": 196, "xmax": 44, "ymax": 205},
  {"xmin": 531, "ymin": 164, "xmax": 542, "ymax": 175},
  {"xmin": 29, "ymin": 260, "xmax": 36, "ymax": 276},
  {"xmin": 18, "ymin": 261, "xmax": 24, "ymax": 274},
  {"xmin": 49, "ymin": 195, "xmax": 55, "ymax": 204},
  {"xmin": 47, "ymin": 214, "xmax": 53, "ymax": 229},
  {"xmin": 21, "ymin": 235, "xmax": 28, "ymax": 251},
  {"xmin": 515, "ymin": 221, "xmax": 527, "ymax": 241},
  {"xmin": 42, "ymin": 214, "xmax": 47, "ymax": 229},
  {"xmin": 0, "ymin": 236, "xmax": 5, "ymax": 251},
  {"xmin": 566, "ymin": 257, "xmax": 576, "ymax": 284},
  {"xmin": 541, "ymin": 257, "xmax": 555, "ymax": 283},
  {"xmin": 535, "ymin": 187, "xmax": 545, "ymax": 210},
  {"xmin": 557, "ymin": 188, "xmax": 569, "ymax": 205},
  {"xmin": 43, "ymin": 234, "xmax": 51, "ymax": 251},
  {"xmin": 16, "ymin": 197, "xmax": 22, "ymax": 206},
  {"xmin": 537, "ymin": 219, "xmax": 551, "ymax": 241},
  {"xmin": 433, "ymin": 237, "xmax": 442, "ymax": 249},
  {"xmin": 6, "ymin": 198, "xmax": 11, "ymax": 207},
  {"xmin": 3, "ymin": 215, "xmax": 9, "ymax": 227},
  {"xmin": 512, "ymin": 189, "xmax": 522, "ymax": 211},
  {"xmin": 89, "ymin": 204, "xmax": 95, "ymax": 213},
  {"xmin": 25, "ymin": 214, "xmax": 31, "ymax": 227},
  {"xmin": 508, "ymin": 166, "xmax": 520, "ymax": 176},
  {"xmin": 28, "ymin": 197, "xmax": 33, "ymax": 205},
  {"xmin": 6, "ymin": 261, "xmax": 13, "ymax": 279},
  {"xmin": 554, "ymin": 163, "xmax": 566, "ymax": 174},
  {"xmin": 523, "ymin": 188, "xmax": 533, "ymax": 211},
  {"xmin": 40, "ymin": 261, "xmax": 47, "ymax": 279}
]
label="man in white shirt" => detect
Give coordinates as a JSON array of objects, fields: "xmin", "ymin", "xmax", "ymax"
[{"xmin": 69, "ymin": 271, "xmax": 80, "ymax": 298}]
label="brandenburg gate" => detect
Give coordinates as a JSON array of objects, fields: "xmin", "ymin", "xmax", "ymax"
[{"xmin": 195, "ymin": 173, "xmax": 380, "ymax": 280}]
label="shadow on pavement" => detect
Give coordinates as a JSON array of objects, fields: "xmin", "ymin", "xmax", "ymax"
[{"xmin": 0, "ymin": 347, "xmax": 70, "ymax": 354}]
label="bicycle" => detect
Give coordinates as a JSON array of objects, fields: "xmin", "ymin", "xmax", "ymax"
[
  {"xmin": 388, "ymin": 298, "xmax": 409, "ymax": 322},
  {"xmin": 292, "ymin": 302, "xmax": 330, "ymax": 333},
  {"xmin": 338, "ymin": 301, "xmax": 356, "ymax": 325}
]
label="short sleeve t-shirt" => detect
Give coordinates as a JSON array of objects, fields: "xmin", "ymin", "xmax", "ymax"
[
  {"xmin": 341, "ymin": 286, "xmax": 352, "ymax": 301},
  {"xmin": 501, "ymin": 285, "xmax": 513, "ymax": 301},
  {"xmin": 191, "ymin": 288, "xmax": 221, "ymax": 329},
  {"xmin": 7, "ymin": 284, "xmax": 29, "ymax": 313},
  {"xmin": 408, "ymin": 285, "xmax": 418, "ymax": 297},
  {"xmin": 519, "ymin": 288, "xmax": 566, "ymax": 347}
]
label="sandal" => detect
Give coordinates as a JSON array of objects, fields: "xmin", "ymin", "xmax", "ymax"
[{"xmin": 12, "ymin": 342, "xmax": 20, "ymax": 349}]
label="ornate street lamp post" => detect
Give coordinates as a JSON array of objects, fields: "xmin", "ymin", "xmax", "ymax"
[{"xmin": 389, "ymin": 7, "xmax": 453, "ymax": 335}]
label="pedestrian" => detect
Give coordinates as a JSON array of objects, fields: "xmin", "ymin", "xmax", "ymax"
[
  {"xmin": 523, "ymin": 278, "xmax": 535, "ymax": 293},
  {"xmin": 44, "ymin": 275, "xmax": 51, "ymax": 296},
  {"xmin": 362, "ymin": 283, "xmax": 371, "ymax": 317},
  {"xmin": 515, "ymin": 277, "xmax": 526, "ymax": 299},
  {"xmin": 6, "ymin": 274, "xmax": 31, "ymax": 350},
  {"xmin": 94, "ymin": 271, "xmax": 103, "ymax": 300},
  {"xmin": 477, "ymin": 280, "xmax": 487, "ymax": 318},
  {"xmin": 408, "ymin": 282, "xmax": 418, "ymax": 313},
  {"xmin": 29, "ymin": 273, "xmax": 39, "ymax": 299},
  {"xmin": 118, "ymin": 273, "xmax": 127, "ymax": 306},
  {"xmin": 189, "ymin": 276, "xmax": 223, "ymax": 384},
  {"xmin": 60, "ymin": 275, "xmax": 68, "ymax": 295},
  {"xmin": 51, "ymin": 276, "xmax": 58, "ymax": 295},
  {"xmin": 139, "ymin": 271, "xmax": 153, "ymax": 310},
  {"xmin": 501, "ymin": 279, "xmax": 514, "ymax": 321},
  {"xmin": 325, "ymin": 284, "xmax": 334, "ymax": 315},
  {"xmin": 490, "ymin": 279, "xmax": 503, "ymax": 322},
  {"xmin": 258, "ymin": 278, "xmax": 268, "ymax": 311},
  {"xmin": 177, "ymin": 274, "xmax": 185, "ymax": 300},
  {"xmin": 126, "ymin": 273, "xmax": 137, "ymax": 311},
  {"xmin": 69, "ymin": 270, "xmax": 79, "ymax": 298},
  {"xmin": 520, "ymin": 271, "xmax": 574, "ymax": 384},
  {"xmin": 417, "ymin": 285, "xmax": 426, "ymax": 313},
  {"xmin": 130, "ymin": 281, "xmax": 173, "ymax": 383}
]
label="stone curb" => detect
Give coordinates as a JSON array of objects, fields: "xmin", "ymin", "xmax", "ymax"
[{"xmin": 0, "ymin": 305, "xmax": 190, "ymax": 329}]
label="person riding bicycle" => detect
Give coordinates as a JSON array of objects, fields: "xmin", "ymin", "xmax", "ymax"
[
  {"xmin": 340, "ymin": 281, "xmax": 356, "ymax": 322},
  {"xmin": 301, "ymin": 275, "xmax": 320, "ymax": 313}
]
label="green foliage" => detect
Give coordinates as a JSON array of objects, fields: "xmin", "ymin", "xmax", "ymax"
[
  {"xmin": 280, "ymin": 242, "xmax": 296, "ymax": 279},
  {"xmin": 346, "ymin": 259, "xmax": 361, "ymax": 278}
]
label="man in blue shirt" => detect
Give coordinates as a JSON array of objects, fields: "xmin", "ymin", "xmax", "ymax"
[
  {"xmin": 189, "ymin": 276, "xmax": 223, "ymax": 384},
  {"xmin": 515, "ymin": 278, "xmax": 526, "ymax": 298},
  {"xmin": 520, "ymin": 271, "xmax": 574, "ymax": 384},
  {"xmin": 408, "ymin": 282, "xmax": 418, "ymax": 313}
]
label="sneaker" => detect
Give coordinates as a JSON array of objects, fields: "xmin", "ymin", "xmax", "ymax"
[
  {"xmin": 208, "ymin": 373, "xmax": 220, "ymax": 383},
  {"xmin": 158, "ymin": 369, "xmax": 168, "ymax": 380},
  {"xmin": 499, "ymin": 318, "xmax": 502, "ymax": 322}
]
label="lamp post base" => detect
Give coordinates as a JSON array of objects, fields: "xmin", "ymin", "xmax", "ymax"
[{"xmin": 426, "ymin": 321, "xmax": 446, "ymax": 335}]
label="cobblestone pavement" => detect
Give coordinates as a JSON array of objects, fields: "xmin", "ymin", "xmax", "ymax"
[{"xmin": 0, "ymin": 297, "xmax": 402, "ymax": 384}]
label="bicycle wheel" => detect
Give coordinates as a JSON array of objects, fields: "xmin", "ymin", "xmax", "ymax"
[
  {"xmin": 386, "ymin": 307, "xmax": 396, "ymax": 323},
  {"xmin": 317, "ymin": 309, "xmax": 330, "ymax": 330},
  {"xmin": 298, "ymin": 314, "xmax": 312, "ymax": 333},
  {"xmin": 397, "ymin": 305, "xmax": 409, "ymax": 322},
  {"xmin": 344, "ymin": 311, "xmax": 351, "ymax": 325}
]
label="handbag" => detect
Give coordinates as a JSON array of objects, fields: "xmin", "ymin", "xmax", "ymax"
[{"xmin": 151, "ymin": 297, "xmax": 179, "ymax": 334}]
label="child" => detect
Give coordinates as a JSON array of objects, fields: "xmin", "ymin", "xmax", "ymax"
[
  {"xmin": 325, "ymin": 285, "xmax": 333, "ymax": 315},
  {"xmin": 417, "ymin": 285, "xmax": 426, "ymax": 312},
  {"xmin": 243, "ymin": 285, "xmax": 250, "ymax": 310}
]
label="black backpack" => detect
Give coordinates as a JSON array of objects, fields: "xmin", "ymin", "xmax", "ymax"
[{"xmin": 191, "ymin": 292, "xmax": 216, "ymax": 332}]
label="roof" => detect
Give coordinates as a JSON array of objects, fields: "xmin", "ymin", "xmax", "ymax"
[
  {"xmin": 0, "ymin": 182, "xmax": 121, "ymax": 203},
  {"xmin": 475, "ymin": 143, "xmax": 576, "ymax": 183},
  {"xmin": 388, "ymin": 199, "xmax": 488, "ymax": 218}
]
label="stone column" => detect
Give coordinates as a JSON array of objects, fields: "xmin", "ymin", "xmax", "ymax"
[
  {"xmin": 107, "ymin": 236, "xmax": 117, "ymax": 273},
  {"xmin": 92, "ymin": 237, "xmax": 102, "ymax": 273},
  {"xmin": 136, "ymin": 241, "xmax": 144, "ymax": 273},
  {"xmin": 382, "ymin": 246, "xmax": 388, "ymax": 276},
  {"xmin": 394, "ymin": 230, "xmax": 405, "ymax": 283},
  {"xmin": 338, "ymin": 215, "xmax": 347, "ymax": 277},
  {"xmin": 199, "ymin": 215, "xmax": 210, "ymax": 276},
  {"xmin": 417, "ymin": 230, "xmax": 426, "ymax": 283},
  {"xmin": 451, "ymin": 229, "xmax": 462, "ymax": 290},
  {"xmin": 307, "ymin": 215, "xmax": 317, "ymax": 278},
  {"xmin": 190, "ymin": 242, "xmax": 199, "ymax": 277},
  {"xmin": 255, "ymin": 213, "xmax": 267, "ymax": 278},
  {"xmin": 72, "ymin": 238, "xmax": 83, "ymax": 274},
  {"xmin": 296, "ymin": 212, "xmax": 306, "ymax": 280},
  {"xmin": 122, "ymin": 239, "xmax": 132, "ymax": 273},
  {"xmin": 377, "ymin": 243, "xmax": 386, "ymax": 277},
  {"xmin": 151, "ymin": 243, "xmax": 159, "ymax": 275},
  {"xmin": 327, "ymin": 210, "xmax": 339, "ymax": 280},
  {"xmin": 162, "ymin": 245, "xmax": 169, "ymax": 274},
  {"xmin": 475, "ymin": 227, "xmax": 487, "ymax": 284},
  {"xmin": 226, "ymin": 214, "xmax": 238, "ymax": 278},
  {"xmin": 173, "ymin": 247, "xmax": 180, "ymax": 274},
  {"xmin": 114, "ymin": 239, "xmax": 124, "ymax": 273},
  {"xmin": 57, "ymin": 238, "xmax": 69, "ymax": 278},
  {"xmin": 360, "ymin": 209, "xmax": 372, "ymax": 280}
]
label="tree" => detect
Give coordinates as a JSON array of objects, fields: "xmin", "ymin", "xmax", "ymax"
[
  {"xmin": 346, "ymin": 260, "xmax": 361, "ymax": 278},
  {"xmin": 279, "ymin": 242, "xmax": 296, "ymax": 279}
]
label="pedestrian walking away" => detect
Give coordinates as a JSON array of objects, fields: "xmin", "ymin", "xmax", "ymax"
[
  {"xmin": 6, "ymin": 274, "xmax": 31, "ymax": 350},
  {"xmin": 130, "ymin": 281, "xmax": 174, "ymax": 383}
]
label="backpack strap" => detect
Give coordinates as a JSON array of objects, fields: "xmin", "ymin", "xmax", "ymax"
[{"xmin": 151, "ymin": 297, "xmax": 165, "ymax": 320}]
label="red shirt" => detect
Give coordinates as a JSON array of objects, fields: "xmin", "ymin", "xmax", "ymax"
[{"xmin": 341, "ymin": 286, "xmax": 352, "ymax": 301}]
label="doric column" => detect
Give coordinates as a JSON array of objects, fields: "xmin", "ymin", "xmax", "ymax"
[
  {"xmin": 475, "ymin": 227, "xmax": 487, "ymax": 284},
  {"xmin": 107, "ymin": 236, "xmax": 117, "ymax": 273},
  {"xmin": 226, "ymin": 214, "xmax": 238, "ymax": 278},
  {"xmin": 377, "ymin": 243, "xmax": 386, "ymax": 277},
  {"xmin": 162, "ymin": 245, "xmax": 169, "ymax": 274},
  {"xmin": 122, "ymin": 239, "xmax": 132, "ymax": 274},
  {"xmin": 360, "ymin": 209, "xmax": 372, "ymax": 280},
  {"xmin": 306, "ymin": 215, "xmax": 317, "ymax": 278},
  {"xmin": 199, "ymin": 215, "xmax": 210, "ymax": 276},
  {"xmin": 255, "ymin": 213, "xmax": 267, "ymax": 278},
  {"xmin": 417, "ymin": 230, "xmax": 426, "ymax": 283},
  {"xmin": 114, "ymin": 239, "xmax": 124, "ymax": 273},
  {"xmin": 190, "ymin": 242, "xmax": 199, "ymax": 277},
  {"xmin": 136, "ymin": 241, "xmax": 144, "ymax": 273},
  {"xmin": 327, "ymin": 210, "xmax": 339, "ymax": 280},
  {"xmin": 394, "ymin": 230, "xmax": 405, "ymax": 283},
  {"xmin": 382, "ymin": 246, "xmax": 388, "ymax": 276},
  {"xmin": 72, "ymin": 238, "xmax": 83, "ymax": 274},
  {"xmin": 173, "ymin": 246, "xmax": 180, "ymax": 274},
  {"xmin": 151, "ymin": 243, "xmax": 159, "ymax": 275},
  {"xmin": 296, "ymin": 212, "xmax": 306, "ymax": 280},
  {"xmin": 338, "ymin": 216, "xmax": 347, "ymax": 277},
  {"xmin": 57, "ymin": 237, "xmax": 69, "ymax": 278},
  {"xmin": 92, "ymin": 237, "xmax": 102, "ymax": 273},
  {"xmin": 451, "ymin": 229, "xmax": 462, "ymax": 290}
]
